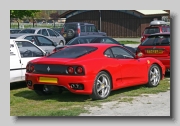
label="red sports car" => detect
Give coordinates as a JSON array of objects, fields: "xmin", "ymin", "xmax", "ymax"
[
  {"xmin": 137, "ymin": 32, "xmax": 170, "ymax": 72},
  {"xmin": 26, "ymin": 43, "xmax": 165, "ymax": 100}
]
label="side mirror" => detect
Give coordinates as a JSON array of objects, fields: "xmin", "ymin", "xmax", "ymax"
[
  {"xmin": 135, "ymin": 52, "xmax": 144, "ymax": 59},
  {"xmin": 44, "ymin": 51, "xmax": 51, "ymax": 56},
  {"xmin": 53, "ymin": 42, "xmax": 57, "ymax": 46}
]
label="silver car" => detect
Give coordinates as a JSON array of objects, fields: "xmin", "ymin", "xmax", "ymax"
[
  {"xmin": 18, "ymin": 28, "xmax": 66, "ymax": 45},
  {"xmin": 10, "ymin": 34, "xmax": 57, "ymax": 53}
]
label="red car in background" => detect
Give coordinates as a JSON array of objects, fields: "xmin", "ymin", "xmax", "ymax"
[
  {"xmin": 140, "ymin": 20, "xmax": 170, "ymax": 43},
  {"xmin": 137, "ymin": 32, "xmax": 170, "ymax": 72},
  {"xmin": 26, "ymin": 44, "xmax": 165, "ymax": 100}
]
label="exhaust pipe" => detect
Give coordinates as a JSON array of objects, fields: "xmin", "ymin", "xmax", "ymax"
[{"xmin": 71, "ymin": 84, "xmax": 75, "ymax": 89}]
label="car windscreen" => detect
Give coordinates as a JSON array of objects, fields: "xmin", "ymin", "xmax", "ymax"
[
  {"xmin": 19, "ymin": 29, "xmax": 36, "ymax": 33},
  {"xmin": 144, "ymin": 27, "xmax": 160, "ymax": 34},
  {"xmin": 64, "ymin": 24, "xmax": 77, "ymax": 32},
  {"xmin": 141, "ymin": 35, "xmax": 170, "ymax": 46},
  {"xmin": 47, "ymin": 46, "xmax": 97, "ymax": 58}
]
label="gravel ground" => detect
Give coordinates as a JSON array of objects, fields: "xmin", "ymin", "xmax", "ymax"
[{"xmin": 79, "ymin": 90, "xmax": 170, "ymax": 116}]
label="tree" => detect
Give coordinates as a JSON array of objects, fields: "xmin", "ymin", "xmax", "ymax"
[
  {"xmin": 50, "ymin": 11, "xmax": 60, "ymax": 27},
  {"xmin": 10, "ymin": 10, "xmax": 40, "ymax": 28},
  {"xmin": 10, "ymin": 10, "xmax": 40, "ymax": 19}
]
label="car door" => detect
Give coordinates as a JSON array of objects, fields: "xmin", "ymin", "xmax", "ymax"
[
  {"xmin": 110, "ymin": 46, "xmax": 147, "ymax": 86},
  {"xmin": 35, "ymin": 35, "xmax": 56, "ymax": 53},
  {"xmin": 41, "ymin": 29, "xmax": 52, "ymax": 40},
  {"xmin": 10, "ymin": 40, "xmax": 22, "ymax": 83},
  {"xmin": 47, "ymin": 29, "xmax": 58, "ymax": 43},
  {"xmin": 24, "ymin": 35, "xmax": 39, "ymax": 45},
  {"xmin": 15, "ymin": 41, "xmax": 45, "ymax": 81}
]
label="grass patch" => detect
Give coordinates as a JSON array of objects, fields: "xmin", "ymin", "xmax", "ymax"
[
  {"xmin": 10, "ymin": 78, "xmax": 170, "ymax": 116},
  {"xmin": 118, "ymin": 41, "xmax": 140, "ymax": 44}
]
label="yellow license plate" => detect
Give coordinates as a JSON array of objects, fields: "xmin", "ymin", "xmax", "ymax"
[
  {"xmin": 146, "ymin": 50, "xmax": 163, "ymax": 54},
  {"xmin": 39, "ymin": 77, "xmax": 58, "ymax": 84},
  {"xmin": 63, "ymin": 34, "xmax": 66, "ymax": 38}
]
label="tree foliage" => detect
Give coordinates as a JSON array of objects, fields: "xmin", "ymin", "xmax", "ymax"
[{"xmin": 10, "ymin": 10, "xmax": 41, "ymax": 19}]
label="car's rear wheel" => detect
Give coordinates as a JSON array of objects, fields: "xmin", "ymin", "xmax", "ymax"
[
  {"xmin": 90, "ymin": 71, "xmax": 111, "ymax": 100},
  {"xmin": 147, "ymin": 64, "xmax": 161, "ymax": 87}
]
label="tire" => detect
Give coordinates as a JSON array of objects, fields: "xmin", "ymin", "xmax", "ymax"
[
  {"xmin": 66, "ymin": 29, "xmax": 75, "ymax": 39},
  {"xmin": 146, "ymin": 64, "xmax": 161, "ymax": 87},
  {"xmin": 59, "ymin": 40, "xmax": 64, "ymax": 45},
  {"xmin": 90, "ymin": 71, "xmax": 111, "ymax": 100}
]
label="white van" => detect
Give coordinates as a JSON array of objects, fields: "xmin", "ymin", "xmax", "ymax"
[{"xmin": 10, "ymin": 39, "xmax": 46, "ymax": 83}]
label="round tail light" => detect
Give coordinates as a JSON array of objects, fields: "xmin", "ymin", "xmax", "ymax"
[
  {"xmin": 76, "ymin": 67, "xmax": 83, "ymax": 74},
  {"xmin": 29, "ymin": 65, "xmax": 34, "ymax": 72},
  {"xmin": 67, "ymin": 67, "xmax": 74, "ymax": 74}
]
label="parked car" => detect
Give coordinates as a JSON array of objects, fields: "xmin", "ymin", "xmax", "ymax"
[
  {"xmin": 53, "ymin": 36, "xmax": 136, "ymax": 54},
  {"xmin": 18, "ymin": 28, "xmax": 66, "ymax": 45},
  {"xmin": 52, "ymin": 28, "xmax": 62, "ymax": 35},
  {"xmin": 10, "ymin": 34, "xmax": 57, "ymax": 53},
  {"xmin": 26, "ymin": 43, "xmax": 165, "ymax": 100},
  {"xmin": 140, "ymin": 20, "xmax": 170, "ymax": 43},
  {"xmin": 10, "ymin": 39, "xmax": 47, "ymax": 83},
  {"xmin": 60, "ymin": 22, "xmax": 107, "ymax": 42},
  {"xmin": 10, "ymin": 29, "xmax": 21, "ymax": 34},
  {"xmin": 137, "ymin": 32, "xmax": 170, "ymax": 72}
]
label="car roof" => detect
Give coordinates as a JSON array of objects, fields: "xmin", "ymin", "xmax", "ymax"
[
  {"xmin": 20, "ymin": 27, "xmax": 52, "ymax": 30},
  {"xmin": 74, "ymin": 36, "xmax": 108, "ymax": 38},
  {"xmin": 10, "ymin": 33, "xmax": 45, "ymax": 38},
  {"xmin": 69, "ymin": 43, "xmax": 121, "ymax": 48}
]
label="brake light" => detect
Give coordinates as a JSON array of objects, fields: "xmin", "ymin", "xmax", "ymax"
[
  {"xmin": 67, "ymin": 66, "xmax": 84, "ymax": 75},
  {"xmin": 76, "ymin": 67, "xmax": 83, "ymax": 74},
  {"xmin": 67, "ymin": 67, "xmax": 74, "ymax": 74},
  {"xmin": 77, "ymin": 28, "xmax": 80, "ymax": 34},
  {"xmin": 61, "ymin": 28, "xmax": 64, "ymax": 34},
  {"xmin": 26, "ymin": 63, "xmax": 34, "ymax": 73}
]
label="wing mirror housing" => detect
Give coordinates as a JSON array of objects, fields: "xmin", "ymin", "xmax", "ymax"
[
  {"xmin": 135, "ymin": 52, "xmax": 144, "ymax": 59},
  {"xmin": 53, "ymin": 42, "xmax": 57, "ymax": 46},
  {"xmin": 44, "ymin": 51, "xmax": 51, "ymax": 56}
]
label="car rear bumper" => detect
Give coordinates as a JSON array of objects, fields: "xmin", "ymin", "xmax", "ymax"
[{"xmin": 25, "ymin": 73, "xmax": 95, "ymax": 95}]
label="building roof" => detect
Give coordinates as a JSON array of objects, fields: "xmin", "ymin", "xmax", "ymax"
[
  {"xmin": 59, "ymin": 10, "xmax": 169, "ymax": 19},
  {"xmin": 136, "ymin": 10, "xmax": 168, "ymax": 15}
]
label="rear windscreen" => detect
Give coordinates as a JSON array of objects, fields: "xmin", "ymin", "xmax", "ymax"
[
  {"xmin": 47, "ymin": 46, "xmax": 97, "ymax": 58},
  {"xmin": 144, "ymin": 28, "xmax": 160, "ymax": 34},
  {"xmin": 141, "ymin": 35, "xmax": 170, "ymax": 46},
  {"xmin": 64, "ymin": 24, "xmax": 77, "ymax": 32}
]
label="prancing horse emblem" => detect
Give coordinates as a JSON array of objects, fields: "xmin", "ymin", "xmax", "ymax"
[{"xmin": 47, "ymin": 66, "xmax": 50, "ymax": 72}]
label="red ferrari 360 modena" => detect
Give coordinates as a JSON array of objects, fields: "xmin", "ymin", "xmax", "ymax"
[{"xmin": 26, "ymin": 43, "xmax": 165, "ymax": 100}]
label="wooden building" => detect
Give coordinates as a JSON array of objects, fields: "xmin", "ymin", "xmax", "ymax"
[{"xmin": 59, "ymin": 10, "xmax": 169, "ymax": 38}]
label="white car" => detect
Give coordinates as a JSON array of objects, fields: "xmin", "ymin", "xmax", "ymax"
[
  {"xmin": 18, "ymin": 28, "xmax": 66, "ymax": 45},
  {"xmin": 10, "ymin": 34, "xmax": 57, "ymax": 53},
  {"xmin": 10, "ymin": 39, "xmax": 46, "ymax": 83}
]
